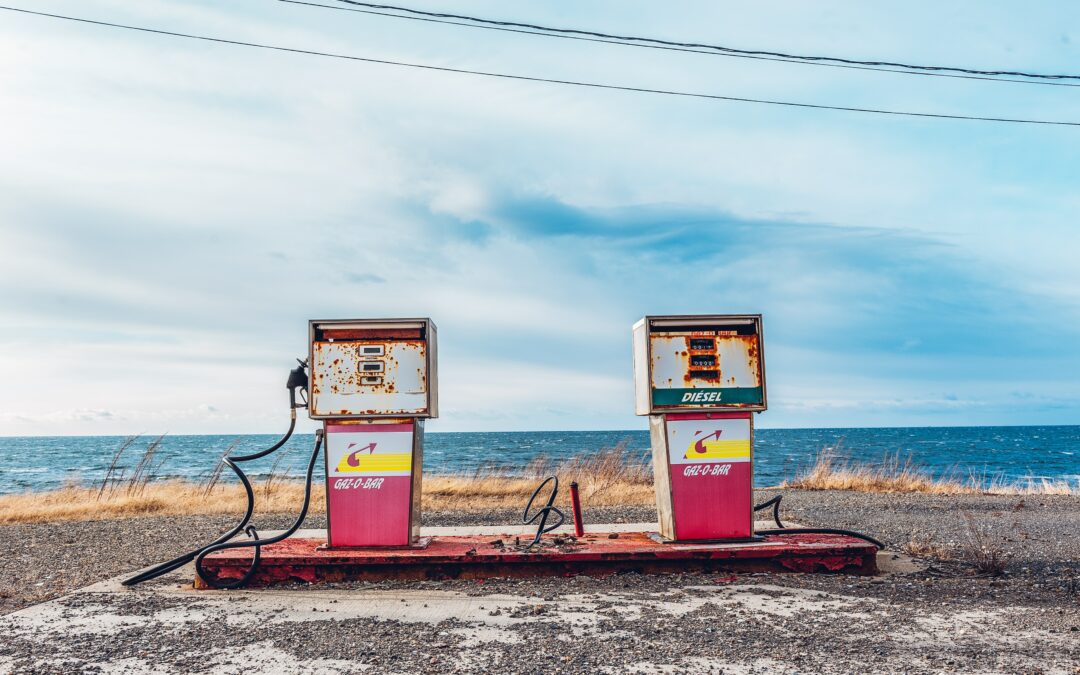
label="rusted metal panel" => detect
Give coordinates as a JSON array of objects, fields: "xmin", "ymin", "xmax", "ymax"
[
  {"xmin": 195, "ymin": 532, "xmax": 877, "ymax": 587},
  {"xmin": 321, "ymin": 328, "xmax": 423, "ymax": 340},
  {"xmin": 651, "ymin": 334, "xmax": 760, "ymax": 390},
  {"xmin": 308, "ymin": 319, "xmax": 438, "ymax": 419},
  {"xmin": 649, "ymin": 414, "xmax": 675, "ymax": 539},
  {"xmin": 634, "ymin": 315, "xmax": 766, "ymax": 414},
  {"xmin": 310, "ymin": 339, "xmax": 427, "ymax": 415}
]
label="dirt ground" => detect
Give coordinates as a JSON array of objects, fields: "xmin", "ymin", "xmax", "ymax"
[{"xmin": 0, "ymin": 490, "xmax": 1077, "ymax": 673}]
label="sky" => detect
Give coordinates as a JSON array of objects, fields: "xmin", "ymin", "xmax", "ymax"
[{"xmin": 1, "ymin": 0, "xmax": 1080, "ymax": 436}]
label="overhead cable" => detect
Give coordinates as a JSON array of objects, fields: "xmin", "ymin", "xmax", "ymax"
[
  {"xmin": 324, "ymin": 0, "xmax": 1080, "ymax": 82},
  {"xmin": 278, "ymin": 0, "xmax": 1080, "ymax": 88},
  {"xmin": 2, "ymin": 5, "xmax": 1077, "ymax": 127}
]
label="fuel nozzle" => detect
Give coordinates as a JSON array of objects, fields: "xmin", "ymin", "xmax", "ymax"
[{"xmin": 287, "ymin": 359, "xmax": 309, "ymax": 410}]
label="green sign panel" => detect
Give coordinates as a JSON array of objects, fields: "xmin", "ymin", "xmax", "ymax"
[{"xmin": 652, "ymin": 386, "xmax": 764, "ymax": 407}]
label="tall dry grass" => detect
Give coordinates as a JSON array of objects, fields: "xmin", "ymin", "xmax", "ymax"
[
  {"xmin": 96, "ymin": 435, "xmax": 138, "ymax": 499},
  {"xmin": 3, "ymin": 439, "xmax": 1074, "ymax": 525},
  {"xmin": 424, "ymin": 442, "xmax": 654, "ymax": 511},
  {"xmin": 782, "ymin": 448, "xmax": 1078, "ymax": 496},
  {"xmin": 0, "ymin": 443, "xmax": 655, "ymax": 525}
]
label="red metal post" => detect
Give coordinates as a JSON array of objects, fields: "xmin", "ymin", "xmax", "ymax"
[{"xmin": 569, "ymin": 481, "xmax": 584, "ymax": 537}]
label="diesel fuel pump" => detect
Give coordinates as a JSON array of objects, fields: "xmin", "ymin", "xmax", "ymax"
[
  {"xmin": 632, "ymin": 314, "xmax": 883, "ymax": 550},
  {"xmin": 633, "ymin": 314, "xmax": 766, "ymax": 542}
]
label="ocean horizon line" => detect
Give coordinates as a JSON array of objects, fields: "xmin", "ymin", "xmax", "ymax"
[{"xmin": 2, "ymin": 421, "xmax": 1079, "ymax": 440}]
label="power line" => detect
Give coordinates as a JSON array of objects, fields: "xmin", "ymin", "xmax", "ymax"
[
  {"xmin": 325, "ymin": 0, "xmax": 1080, "ymax": 83},
  {"xmin": 2, "ymin": 5, "xmax": 1078, "ymax": 127},
  {"xmin": 279, "ymin": 0, "xmax": 1080, "ymax": 89}
]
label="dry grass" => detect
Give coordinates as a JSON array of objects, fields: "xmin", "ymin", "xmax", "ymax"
[
  {"xmin": 958, "ymin": 512, "xmax": 1011, "ymax": 576},
  {"xmin": 782, "ymin": 449, "xmax": 1078, "ymax": 496},
  {"xmin": 3, "ymin": 439, "xmax": 1074, "ymax": 525},
  {"xmin": 0, "ymin": 444, "xmax": 656, "ymax": 525},
  {"xmin": 424, "ymin": 443, "xmax": 654, "ymax": 512},
  {"xmin": 902, "ymin": 516, "xmax": 1013, "ymax": 574},
  {"xmin": 902, "ymin": 529, "xmax": 955, "ymax": 560}
]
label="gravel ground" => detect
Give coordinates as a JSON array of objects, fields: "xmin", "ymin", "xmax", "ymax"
[{"xmin": 1, "ymin": 490, "xmax": 1077, "ymax": 673}]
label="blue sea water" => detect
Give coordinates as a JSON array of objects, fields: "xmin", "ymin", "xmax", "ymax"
[{"xmin": 0, "ymin": 426, "xmax": 1076, "ymax": 495}]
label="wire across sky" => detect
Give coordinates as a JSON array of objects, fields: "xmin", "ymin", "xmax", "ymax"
[
  {"xmin": 297, "ymin": 0, "xmax": 1080, "ymax": 88},
  {"xmin": 1, "ymin": 4, "xmax": 1077, "ymax": 127}
]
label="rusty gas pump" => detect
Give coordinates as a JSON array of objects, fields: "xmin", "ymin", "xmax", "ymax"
[
  {"xmin": 633, "ymin": 315, "xmax": 766, "ymax": 542},
  {"xmin": 308, "ymin": 318, "xmax": 437, "ymax": 547}
]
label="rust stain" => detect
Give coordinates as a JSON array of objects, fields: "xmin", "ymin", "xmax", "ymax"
[
  {"xmin": 195, "ymin": 532, "xmax": 876, "ymax": 587},
  {"xmin": 665, "ymin": 334, "xmax": 761, "ymax": 385},
  {"xmin": 310, "ymin": 337, "xmax": 430, "ymax": 414}
]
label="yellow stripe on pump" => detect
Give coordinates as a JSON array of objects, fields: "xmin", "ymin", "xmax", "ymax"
[
  {"xmin": 683, "ymin": 439, "xmax": 751, "ymax": 460},
  {"xmin": 335, "ymin": 453, "xmax": 413, "ymax": 473}
]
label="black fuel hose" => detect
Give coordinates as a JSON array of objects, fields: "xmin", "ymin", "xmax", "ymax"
[
  {"xmin": 755, "ymin": 527, "xmax": 886, "ymax": 550},
  {"xmin": 752, "ymin": 494, "xmax": 885, "ymax": 549},
  {"xmin": 522, "ymin": 475, "xmax": 565, "ymax": 550},
  {"xmin": 122, "ymin": 386, "xmax": 303, "ymax": 587},
  {"xmin": 194, "ymin": 430, "xmax": 323, "ymax": 589},
  {"xmin": 753, "ymin": 494, "xmax": 784, "ymax": 528}
]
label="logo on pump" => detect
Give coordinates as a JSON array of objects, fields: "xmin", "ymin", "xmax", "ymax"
[
  {"xmin": 334, "ymin": 441, "xmax": 411, "ymax": 473},
  {"xmin": 683, "ymin": 429, "xmax": 750, "ymax": 460},
  {"xmin": 335, "ymin": 442, "xmax": 377, "ymax": 472}
]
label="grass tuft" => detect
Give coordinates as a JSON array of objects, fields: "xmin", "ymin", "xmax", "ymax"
[
  {"xmin": 424, "ymin": 442, "xmax": 654, "ymax": 512},
  {"xmin": 958, "ymin": 512, "xmax": 1011, "ymax": 576},
  {"xmin": 902, "ymin": 529, "xmax": 955, "ymax": 560}
]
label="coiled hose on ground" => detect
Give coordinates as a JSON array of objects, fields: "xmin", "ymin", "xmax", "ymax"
[{"xmin": 522, "ymin": 475, "xmax": 566, "ymax": 549}]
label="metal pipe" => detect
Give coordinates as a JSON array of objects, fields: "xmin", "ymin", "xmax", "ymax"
[{"xmin": 569, "ymin": 481, "xmax": 584, "ymax": 537}]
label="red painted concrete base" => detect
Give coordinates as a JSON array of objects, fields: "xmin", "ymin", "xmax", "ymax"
[{"xmin": 195, "ymin": 532, "xmax": 877, "ymax": 588}]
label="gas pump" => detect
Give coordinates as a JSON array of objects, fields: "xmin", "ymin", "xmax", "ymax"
[
  {"xmin": 308, "ymin": 318, "xmax": 437, "ymax": 547},
  {"xmin": 123, "ymin": 317, "xmax": 436, "ymax": 588},
  {"xmin": 633, "ymin": 315, "xmax": 766, "ymax": 542}
]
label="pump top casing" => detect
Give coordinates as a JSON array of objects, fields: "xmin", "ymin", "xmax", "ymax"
[
  {"xmin": 307, "ymin": 318, "xmax": 438, "ymax": 419},
  {"xmin": 632, "ymin": 314, "xmax": 766, "ymax": 415}
]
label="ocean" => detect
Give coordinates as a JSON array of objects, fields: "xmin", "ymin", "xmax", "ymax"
[{"xmin": 0, "ymin": 425, "xmax": 1077, "ymax": 495}]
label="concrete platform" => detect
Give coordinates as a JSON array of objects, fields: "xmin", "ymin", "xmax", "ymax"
[{"xmin": 196, "ymin": 525, "xmax": 878, "ymax": 587}]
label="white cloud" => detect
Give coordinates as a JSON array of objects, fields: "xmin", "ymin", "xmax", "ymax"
[{"xmin": 2, "ymin": 0, "xmax": 1079, "ymax": 435}]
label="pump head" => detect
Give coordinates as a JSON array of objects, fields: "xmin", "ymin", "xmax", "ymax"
[
  {"xmin": 306, "ymin": 318, "xmax": 438, "ymax": 419},
  {"xmin": 287, "ymin": 359, "xmax": 309, "ymax": 410}
]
